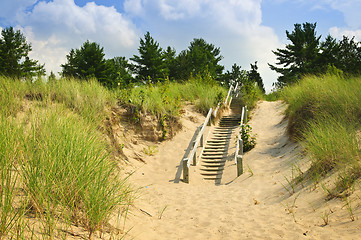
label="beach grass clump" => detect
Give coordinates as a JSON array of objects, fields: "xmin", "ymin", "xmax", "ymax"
[
  {"xmin": 0, "ymin": 116, "xmax": 22, "ymax": 238},
  {"xmin": 20, "ymin": 106, "xmax": 130, "ymax": 236},
  {"xmin": 282, "ymin": 74, "xmax": 361, "ymax": 193},
  {"xmin": 0, "ymin": 76, "xmax": 132, "ymax": 238},
  {"xmin": 117, "ymin": 76, "xmax": 227, "ymax": 117},
  {"xmin": 282, "ymin": 74, "xmax": 361, "ymax": 138}
]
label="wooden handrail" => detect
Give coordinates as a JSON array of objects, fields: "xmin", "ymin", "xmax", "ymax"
[
  {"xmin": 224, "ymin": 85, "xmax": 234, "ymax": 106},
  {"xmin": 187, "ymin": 108, "xmax": 213, "ymax": 167},
  {"xmin": 182, "ymin": 82, "xmax": 238, "ymax": 183},
  {"xmin": 235, "ymin": 106, "xmax": 247, "ymax": 176}
]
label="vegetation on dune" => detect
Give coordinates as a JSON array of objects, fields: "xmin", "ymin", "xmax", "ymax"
[
  {"xmin": 5, "ymin": 19, "xmax": 361, "ymax": 237},
  {"xmin": 0, "ymin": 76, "xmax": 131, "ymax": 239},
  {"xmin": 117, "ymin": 76, "xmax": 227, "ymax": 120},
  {"xmin": 0, "ymin": 73, "xmax": 232, "ymax": 238},
  {"xmin": 282, "ymin": 74, "xmax": 361, "ymax": 196}
]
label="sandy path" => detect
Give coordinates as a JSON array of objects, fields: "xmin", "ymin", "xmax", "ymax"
[{"xmin": 124, "ymin": 101, "xmax": 360, "ymax": 239}]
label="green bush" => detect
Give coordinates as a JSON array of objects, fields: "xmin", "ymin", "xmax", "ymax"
[{"xmin": 241, "ymin": 124, "xmax": 257, "ymax": 152}]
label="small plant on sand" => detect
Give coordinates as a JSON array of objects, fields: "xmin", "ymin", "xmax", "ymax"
[
  {"xmin": 282, "ymin": 193, "xmax": 300, "ymax": 222},
  {"xmin": 158, "ymin": 205, "xmax": 168, "ymax": 219},
  {"xmin": 343, "ymin": 196, "xmax": 355, "ymax": 221},
  {"xmin": 143, "ymin": 146, "xmax": 158, "ymax": 156},
  {"xmin": 240, "ymin": 124, "xmax": 257, "ymax": 152},
  {"xmin": 247, "ymin": 164, "xmax": 254, "ymax": 176},
  {"xmin": 281, "ymin": 175, "xmax": 295, "ymax": 195},
  {"xmin": 320, "ymin": 209, "xmax": 332, "ymax": 226}
]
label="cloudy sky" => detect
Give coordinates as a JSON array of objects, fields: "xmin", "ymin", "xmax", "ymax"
[{"xmin": 1, "ymin": 0, "xmax": 360, "ymax": 91}]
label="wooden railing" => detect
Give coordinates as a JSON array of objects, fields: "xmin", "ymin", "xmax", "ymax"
[
  {"xmin": 235, "ymin": 106, "xmax": 247, "ymax": 176},
  {"xmin": 182, "ymin": 83, "xmax": 239, "ymax": 183},
  {"xmin": 182, "ymin": 108, "xmax": 213, "ymax": 183}
]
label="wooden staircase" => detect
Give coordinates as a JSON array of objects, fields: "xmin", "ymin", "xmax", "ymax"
[{"xmin": 199, "ymin": 114, "xmax": 240, "ymax": 182}]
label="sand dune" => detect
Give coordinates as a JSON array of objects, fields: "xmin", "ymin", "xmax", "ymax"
[{"xmin": 123, "ymin": 101, "xmax": 360, "ymax": 239}]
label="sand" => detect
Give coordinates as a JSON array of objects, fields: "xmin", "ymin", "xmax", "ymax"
[{"xmin": 123, "ymin": 101, "xmax": 361, "ymax": 239}]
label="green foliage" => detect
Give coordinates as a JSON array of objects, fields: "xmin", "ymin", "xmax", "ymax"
[
  {"xmin": 118, "ymin": 76, "xmax": 227, "ymax": 118},
  {"xmin": 240, "ymin": 76, "xmax": 263, "ymax": 110},
  {"xmin": 173, "ymin": 38, "xmax": 224, "ymax": 81},
  {"xmin": 106, "ymin": 56, "xmax": 134, "ymax": 88},
  {"xmin": 223, "ymin": 63, "xmax": 248, "ymax": 87},
  {"xmin": 0, "ymin": 116, "xmax": 22, "ymax": 239},
  {"xmin": 241, "ymin": 124, "xmax": 257, "ymax": 152},
  {"xmin": 0, "ymin": 76, "xmax": 132, "ymax": 238},
  {"xmin": 0, "ymin": 26, "xmax": 45, "ymax": 79},
  {"xmin": 264, "ymin": 91, "xmax": 281, "ymax": 101},
  {"xmin": 248, "ymin": 61, "xmax": 265, "ymax": 93},
  {"xmin": 282, "ymin": 74, "xmax": 361, "ymax": 193},
  {"xmin": 61, "ymin": 40, "xmax": 110, "ymax": 86},
  {"xmin": 270, "ymin": 22, "xmax": 361, "ymax": 88},
  {"xmin": 131, "ymin": 32, "xmax": 167, "ymax": 83},
  {"xmin": 21, "ymin": 107, "xmax": 129, "ymax": 236},
  {"xmin": 269, "ymin": 22, "xmax": 321, "ymax": 87}
]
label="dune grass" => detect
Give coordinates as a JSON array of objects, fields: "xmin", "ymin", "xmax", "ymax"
[
  {"xmin": 0, "ymin": 75, "xmax": 230, "ymax": 238},
  {"xmin": 0, "ymin": 76, "xmax": 131, "ymax": 239},
  {"xmin": 117, "ymin": 76, "xmax": 227, "ymax": 117},
  {"xmin": 282, "ymin": 74, "xmax": 361, "ymax": 195}
]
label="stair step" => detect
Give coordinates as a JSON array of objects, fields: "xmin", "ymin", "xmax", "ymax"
[
  {"xmin": 201, "ymin": 166, "xmax": 225, "ymax": 171},
  {"xmin": 202, "ymin": 156, "xmax": 225, "ymax": 160},
  {"xmin": 201, "ymin": 171, "xmax": 224, "ymax": 176},
  {"xmin": 202, "ymin": 163, "xmax": 225, "ymax": 168},
  {"xmin": 203, "ymin": 175, "xmax": 222, "ymax": 180},
  {"xmin": 203, "ymin": 149, "xmax": 224, "ymax": 152},
  {"xmin": 202, "ymin": 159, "xmax": 226, "ymax": 163},
  {"xmin": 202, "ymin": 153, "xmax": 224, "ymax": 156},
  {"xmin": 211, "ymin": 137, "xmax": 231, "ymax": 140}
]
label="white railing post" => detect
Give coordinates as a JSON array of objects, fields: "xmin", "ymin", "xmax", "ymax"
[{"xmin": 235, "ymin": 106, "xmax": 247, "ymax": 177}]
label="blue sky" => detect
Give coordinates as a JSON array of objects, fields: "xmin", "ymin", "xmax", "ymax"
[{"xmin": 1, "ymin": 0, "xmax": 360, "ymax": 91}]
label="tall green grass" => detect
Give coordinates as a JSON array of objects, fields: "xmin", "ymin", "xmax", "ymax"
[
  {"xmin": 282, "ymin": 74, "xmax": 361, "ymax": 194},
  {"xmin": 0, "ymin": 116, "xmax": 21, "ymax": 238},
  {"xmin": 117, "ymin": 77, "xmax": 227, "ymax": 117},
  {"xmin": 0, "ymin": 76, "xmax": 131, "ymax": 238}
]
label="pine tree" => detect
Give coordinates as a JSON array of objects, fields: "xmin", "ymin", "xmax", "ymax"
[
  {"xmin": 61, "ymin": 40, "xmax": 108, "ymax": 85},
  {"xmin": 0, "ymin": 27, "xmax": 45, "ymax": 79},
  {"xmin": 248, "ymin": 62, "xmax": 265, "ymax": 93},
  {"xmin": 130, "ymin": 32, "xmax": 166, "ymax": 83},
  {"xmin": 269, "ymin": 22, "xmax": 321, "ymax": 87}
]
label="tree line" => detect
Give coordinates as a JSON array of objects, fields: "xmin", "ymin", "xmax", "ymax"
[
  {"xmin": 2, "ymin": 23, "xmax": 358, "ymax": 91},
  {"xmin": 270, "ymin": 22, "xmax": 361, "ymax": 88},
  {"xmin": 0, "ymin": 27, "xmax": 265, "ymax": 92}
]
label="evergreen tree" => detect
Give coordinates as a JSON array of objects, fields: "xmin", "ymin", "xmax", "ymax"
[
  {"xmin": 106, "ymin": 56, "xmax": 134, "ymax": 88},
  {"xmin": 0, "ymin": 27, "xmax": 45, "ymax": 79},
  {"xmin": 269, "ymin": 22, "xmax": 321, "ymax": 87},
  {"xmin": 130, "ymin": 32, "xmax": 166, "ymax": 83},
  {"xmin": 61, "ymin": 40, "xmax": 109, "ymax": 85},
  {"xmin": 248, "ymin": 61, "xmax": 265, "ymax": 93},
  {"xmin": 163, "ymin": 46, "xmax": 177, "ymax": 79},
  {"xmin": 336, "ymin": 36, "xmax": 361, "ymax": 75},
  {"xmin": 319, "ymin": 35, "xmax": 340, "ymax": 70},
  {"xmin": 183, "ymin": 38, "xmax": 224, "ymax": 80},
  {"xmin": 223, "ymin": 63, "xmax": 247, "ymax": 87}
]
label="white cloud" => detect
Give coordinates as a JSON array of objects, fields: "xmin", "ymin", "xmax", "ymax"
[
  {"xmin": 0, "ymin": 0, "xmax": 37, "ymax": 23},
  {"xmin": 2, "ymin": 0, "xmax": 282, "ymax": 91},
  {"xmin": 329, "ymin": 27, "xmax": 361, "ymax": 40},
  {"xmin": 326, "ymin": 0, "xmax": 361, "ymax": 29},
  {"xmin": 7, "ymin": 0, "xmax": 139, "ymax": 75},
  {"xmin": 122, "ymin": 0, "xmax": 281, "ymax": 91},
  {"xmin": 124, "ymin": 0, "xmax": 146, "ymax": 17}
]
